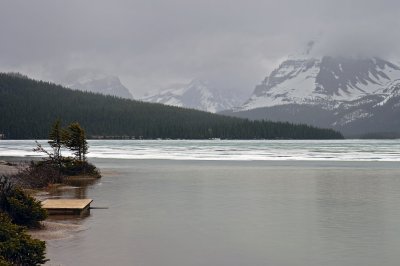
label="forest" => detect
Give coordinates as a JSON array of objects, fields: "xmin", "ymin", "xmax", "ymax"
[{"xmin": 0, "ymin": 73, "xmax": 343, "ymax": 139}]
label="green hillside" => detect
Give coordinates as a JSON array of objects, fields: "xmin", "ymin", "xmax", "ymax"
[{"xmin": 0, "ymin": 73, "xmax": 343, "ymax": 139}]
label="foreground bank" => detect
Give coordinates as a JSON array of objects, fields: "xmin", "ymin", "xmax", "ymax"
[{"xmin": 0, "ymin": 122, "xmax": 101, "ymax": 265}]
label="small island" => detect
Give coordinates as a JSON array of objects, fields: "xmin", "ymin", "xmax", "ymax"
[{"xmin": 0, "ymin": 120, "xmax": 100, "ymax": 265}]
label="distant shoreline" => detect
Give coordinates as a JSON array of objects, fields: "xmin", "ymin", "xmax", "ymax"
[
  {"xmin": 2, "ymin": 158, "xmax": 400, "ymax": 165},
  {"xmin": 2, "ymin": 156, "xmax": 400, "ymax": 169},
  {"xmin": 2, "ymin": 157, "xmax": 398, "ymax": 175}
]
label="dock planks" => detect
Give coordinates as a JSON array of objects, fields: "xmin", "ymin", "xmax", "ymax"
[{"xmin": 42, "ymin": 199, "xmax": 93, "ymax": 215}]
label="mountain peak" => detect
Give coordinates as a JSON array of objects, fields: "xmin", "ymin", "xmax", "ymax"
[
  {"xmin": 240, "ymin": 55, "xmax": 400, "ymax": 111},
  {"xmin": 142, "ymin": 79, "xmax": 244, "ymax": 113},
  {"xmin": 188, "ymin": 78, "xmax": 209, "ymax": 87},
  {"xmin": 225, "ymin": 55, "xmax": 400, "ymax": 136},
  {"xmin": 60, "ymin": 69, "xmax": 134, "ymax": 99}
]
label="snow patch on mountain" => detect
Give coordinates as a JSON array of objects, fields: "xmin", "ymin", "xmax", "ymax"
[
  {"xmin": 239, "ymin": 57, "xmax": 400, "ymax": 111},
  {"xmin": 334, "ymin": 110, "xmax": 373, "ymax": 126},
  {"xmin": 224, "ymin": 52, "xmax": 400, "ymax": 136},
  {"xmin": 374, "ymin": 81, "xmax": 400, "ymax": 107},
  {"xmin": 61, "ymin": 69, "xmax": 134, "ymax": 99},
  {"xmin": 142, "ymin": 79, "xmax": 244, "ymax": 113}
]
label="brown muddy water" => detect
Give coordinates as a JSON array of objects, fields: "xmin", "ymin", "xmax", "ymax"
[{"xmin": 36, "ymin": 159, "xmax": 400, "ymax": 266}]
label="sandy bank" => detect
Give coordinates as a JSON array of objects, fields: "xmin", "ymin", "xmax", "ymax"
[
  {"xmin": 29, "ymin": 221, "xmax": 85, "ymax": 241},
  {"xmin": 0, "ymin": 161, "xmax": 19, "ymax": 175}
]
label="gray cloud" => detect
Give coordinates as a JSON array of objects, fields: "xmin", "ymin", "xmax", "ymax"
[{"xmin": 1, "ymin": 0, "xmax": 400, "ymax": 96}]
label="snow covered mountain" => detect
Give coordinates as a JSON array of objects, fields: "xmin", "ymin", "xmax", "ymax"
[
  {"xmin": 142, "ymin": 79, "xmax": 244, "ymax": 113},
  {"xmin": 60, "ymin": 69, "xmax": 134, "ymax": 99},
  {"xmin": 224, "ymin": 56, "xmax": 400, "ymax": 136},
  {"xmin": 239, "ymin": 56, "xmax": 400, "ymax": 110}
]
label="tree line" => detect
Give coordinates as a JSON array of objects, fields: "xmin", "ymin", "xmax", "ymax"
[{"xmin": 0, "ymin": 73, "xmax": 343, "ymax": 139}]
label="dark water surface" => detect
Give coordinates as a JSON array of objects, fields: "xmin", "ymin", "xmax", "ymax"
[{"xmin": 45, "ymin": 159, "xmax": 400, "ymax": 266}]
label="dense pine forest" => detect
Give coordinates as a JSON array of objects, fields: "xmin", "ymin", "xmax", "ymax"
[{"xmin": 0, "ymin": 73, "xmax": 343, "ymax": 139}]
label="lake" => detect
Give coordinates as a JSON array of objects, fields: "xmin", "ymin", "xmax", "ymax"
[
  {"xmin": 1, "ymin": 139, "xmax": 400, "ymax": 161},
  {"xmin": 1, "ymin": 140, "xmax": 400, "ymax": 265}
]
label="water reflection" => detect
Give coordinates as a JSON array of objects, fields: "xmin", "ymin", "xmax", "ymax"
[
  {"xmin": 49, "ymin": 177, "xmax": 99, "ymax": 199},
  {"xmin": 45, "ymin": 160, "xmax": 400, "ymax": 266},
  {"xmin": 315, "ymin": 169, "xmax": 400, "ymax": 265},
  {"xmin": 43, "ymin": 177, "xmax": 99, "ymax": 222}
]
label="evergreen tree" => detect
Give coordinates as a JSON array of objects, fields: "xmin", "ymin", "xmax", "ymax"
[
  {"xmin": 0, "ymin": 213, "xmax": 48, "ymax": 266},
  {"xmin": 0, "ymin": 176, "xmax": 47, "ymax": 228},
  {"xmin": 48, "ymin": 119, "xmax": 63, "ymax": 166},
  {"xmin": 63, "ymin": 123, "xmax": 88, "ymax": 161}
]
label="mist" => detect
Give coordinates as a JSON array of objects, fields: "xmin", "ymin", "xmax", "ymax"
[{"xmin": 1, "ymin": 0, "xmax": 399, "ymax": 96}]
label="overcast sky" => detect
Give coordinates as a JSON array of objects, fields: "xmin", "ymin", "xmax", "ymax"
[{"xmin": 1, "ymin": 0, "xmax": 400, "ymax": 97}]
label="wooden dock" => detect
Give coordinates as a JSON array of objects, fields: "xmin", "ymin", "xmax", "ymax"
[{"xmin": 42, "ymin": 199, "xmax": 93, "ymax": 216}]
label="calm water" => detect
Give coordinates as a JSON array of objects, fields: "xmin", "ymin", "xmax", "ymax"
[
  {"xmin": 44, "ymin": 159, "xmax": 400, "ymax": 266},
  {"xmin": 1, "ymin": 140, "xmax": 400, "ymax": 265}
]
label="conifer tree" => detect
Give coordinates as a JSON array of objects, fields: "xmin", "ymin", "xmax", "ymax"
[
  {"xmin": 63, "ymin": 122, "xmax": 88, "ymax": 161},
  {"xmin": 48, "ymin": 119, "xmax": 63, "ymax": 166}
]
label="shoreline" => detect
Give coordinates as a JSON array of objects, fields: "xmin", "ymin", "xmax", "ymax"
[
  {"xmin": 0, "ymin": 160, "xmax": 98, "ymax": 243},
  {"xmin": 0, "ymin": 163, "xmax": 18, "ymax": 175},
  {"xmin": 28, "ymin": 220, "xmax": 85, "ymax": 241},
  {"xmin": 2, "ymin": 155, "xmax": 400, "ymax": 165}
]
